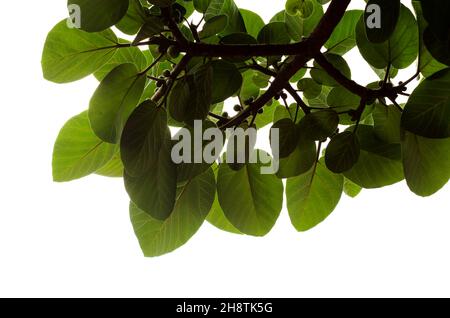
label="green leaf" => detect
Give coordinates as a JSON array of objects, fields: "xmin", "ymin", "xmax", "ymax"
[
  {"xmin": 418, "ymin": 0, "xmax": 450, "ymax": 41},
  {"xmin": 297, "ymin": 109, "xmax": 339, "ymax": 141},
  {"xmin": 240, "ymin": 9, "xmax": 265, "ymax": 39},
  {"xmin": 169, "ymin": 64, "xmax": 213, "ymax": 124},
  {"xmin": 327, "ymin": 86, "xmax": 374, "ymax": 125},
  {"xmin": 364, "ymin": 0, "xmax": 400, "ymax": 44},
  {"xmin": 423, "ymin": 29, "xmax": 450, "ymax": 68},
  {"xmin": 257, "ymin": 22, "xmax": 291, "ymax": 45},
  {"xmin": 311, "ymin": 53, "xmax": 351, "ymax": 87},
  {"xmin": 125, "ymin": 139, "xmax": 176, "ymax": 221},
  {"xmin": 273, "ymin": 103, "xmax": 296, "ymax": 123},
  {"xmin": 271, "ymin": 119, "xmax": 299, "ymax": 158},
  {"xmin": 174, "ymin": 121, "xmax": 223, "ymax": 183},
  {"xmin": 116, "ymin": 0, "xmax": 148, "ymax": 35},
  {"xmin": 217, "ymin": 151, "xmax": 283, "ymax": 236},
  {"xmin": 412, "ymin": 1, "xmax": 447, "ymax": 77},
  {"xmin": 210, "ymin": 60, "xmax": 242, "ymax": 104},
  {"xmin": 132, "ymin": 16, "xmax": 165, "ymax": 44},
  {"xmin": 205, "ymin": 0, "xmax": 246, "ymax": 35},
  {"xmin": 94, "ymin": 45, "xmax": 148, "ymax": 81},
  {"xmin": 325, "ymin": 10, "xmax": 363, "ymax": 55},
  {"xmin": 297, "ymin": 78, "xmax": 322, "ymax": 99},
  {"xmin": 356, "ymin": 4, "xmax": 418, "ymax": 69},
  {"xmin": 199, "ymin": 15, "xmax": 228, "ymax": 39},
  {"xmin": 239, "ymin": 70, "xmax": 260, "ymax": 102},
  {"xmin": 130, "ymin": 168, "xmax": 215, "ymax": 257},
  {"xmin": 42, "ymin": 20, "xmax": 118, "ymax": 83},
  {"xmin": 207, "ymin": 195, "xmax": 242, "ymax": 234},
  {"xmin": 275, "ymin": 1, "xmax": 323, "ymax": 41},
  {"xmin": 276, "ymin": 135, "xmax": 317, "ymax": 179},
  {"xmin": 343, "ymin": 178, "xmax": 362, "ymax": 198},
  {"xmin": 325, "ymin": 131, "xmax": 360, "ymax": 173},
  {"xmin": 194, "ymin": 0, "xmax": 212, "ymax": 13},
  {"xmin": 401, "ymin": 131, "xmax": 450, "ymax": 197},
  {"xmin": 344, "ymin": 125, "xmax": 404, "ymax": 188},
  {"xmin": 120, "ymin": 101, "xmax": 171, "ymax": 177},
  {"xmin": 286, "ymin": 159, "xmax": 344, "ymax": 232},
  {"xmin": 373, "ymin": 104, "xmax": 402, "ymax": 143},
  {"xmin": 89, "ymin": 63, "xmax": 146, "ymax": 143},
  {"xmin": 53, "ymin": 111, "xmax": 116, "ymax": 182},
  {"xmin": 401, "ymin": 68, "xmax": 450, "ymax": 139},
  {"xmin": 67, "ymin": 0, "xmax": 129, "ymax": 32},
  {"xmin": 254, "ymin": 102, "xmax": 278, "ymax": 129},
  {"xmin": 95, "ymin": 152, "xmax": 124, "ymax": 177}
]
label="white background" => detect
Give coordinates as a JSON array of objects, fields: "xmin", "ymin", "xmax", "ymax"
[{"xmin": 0, "ymin": 0, "xmax": 449, "ymax": 298}]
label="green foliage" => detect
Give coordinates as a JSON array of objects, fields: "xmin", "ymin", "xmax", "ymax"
[{"xmin": 43, "ymin": 0, "xmax": 450, "ymax": 256}]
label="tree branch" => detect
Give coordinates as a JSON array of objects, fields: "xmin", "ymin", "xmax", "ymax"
[{"xmin": 220, "ymin": 0, "xmax": 352, "ymax": 128}]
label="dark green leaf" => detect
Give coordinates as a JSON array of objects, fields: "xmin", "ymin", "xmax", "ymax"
[
  {"xmin": 344, "ymin": 125, "xmax": 404, "ymax": 188},
  {"xmin": 199, "ymin": 15, "xmax": 228, "ymax": 39},
  {"xmin": 401, "ymin": 68, "xmax": 450, "ymax": 139},
  {"xmin": 311, "ymin": 53, "xmax": 351, "ymax": 87},
  {"xmin": 210, "ymin": 60, "xmax": 242, "ymax": 104},
  {"xmin": 67, "ymin": 0, "xmax": 129, "ymax": 32},
  {"xmin": 271, "ymin": 118, "xmax": 299, "ymax": 158},
  {"xmin": 217, "ymin": 151, "xmax": 283, "ymax": 236},
  {"xmin": 120, "ymin": 101, "xmax": 170, "ymax": 177},
  {"xmin": 169, "ymin": 64, "xmax": 213, "ymax": 124},
  {"xmin": 297, "ymin": 109, "xmax": 339, "ymax": 141},
  {"xmin": 401, "ymin": 131, "xmax": 450, "ymax": 197},
  {"xmin": 89, "ymin": 63, "xmax": 146, "ymax": 143},
  {"xmin": 356, "ymin": 4, "xmax": 418, "ymax": 69},
  {"xmin": 325, "ymin": 131, "xmax": 360, "ymax": 173},
  {"xmin": 364, "ymin": 0, "xmax": 400, "ymax": 43}
]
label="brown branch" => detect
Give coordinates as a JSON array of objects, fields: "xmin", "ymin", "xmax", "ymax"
[{"xmin": 220, "ymin": 0, "xmax": 352, "ymax": 129}]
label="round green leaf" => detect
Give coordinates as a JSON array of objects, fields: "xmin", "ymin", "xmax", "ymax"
[
  {"xmin": 199, "ymin": 15, "xmax": 228, "ymax": 39},
  {"xmin": 217, "ymin": 151, "xmax": 284, "ymax": 236},
  {"xmin": 125, "ymin": 140, "xmax": 177, "ymax": 221},
  {"xmin": 311, "ymin": 54, "xmax": 351, "ymax": 87},
  {"xmin": 240, "ymin": 9, "xmax": 265, "ymax": 38},
  {"xmin": 89, "ymin": 63, "xmax": 146, "ymax": 143},
  {"xmin": 325, "ymin": 131, "xmax": 360, "ymax": 173},
  {"xmin": 210, "ymin": 60, "xmax": 243, "ymax": 104},
  {"xmin": 42, "ymin": 20, "xmax": 118, "ymax": 83},
  {"xmin": 401, "ymin": 68, "xmax": 450, "ymax": 139},
  {"xmin": 257, "ymin": 22, "xmax": 291, "ymax": 45},
  {"xmin": 343, "ymin": 125, "xmax": 404, "ymax": 188},
  {"xmin": 276, "ymin": 135, "xmax": 317, "ymax": 179},
  {"xmin": 325, "ymin": 10, "xmax": 363, "ymax": 55},
  {"xmin": 130, "ymin": 168, "xmax": 215, "ymax": 257},
  {"xmin": 286, "ymin": 159, "xmax": 344, "ymax": 232},
  {"xmin": 373, "ymin": 104, "xmax": 402, "ymax": 144},
  {"xmin": 67, "ymin": 0, "xmax": 129, "ymax": 32},
  {"xmin": 364, "ymin": 0, "xmax": 400, "ymax": 44},
  {"xmin": 401, "ymin": 131, "xmax": 450, "ymax": 197},
  {"xmin": 356, "ymin": 4, "xmax": 418, "ymax": 69},
  {"xmin": 271, "ymin": 118, "xmax": 299, "ymax": 158},
  {"xmin": 52, "ymin": 111, "xmax": 116, "ymax": 182},
  {"xmin": 297, "ymin": 109, "xmax": 339, "ymax": 141},
  {"xmin": 120, "ymin": 101, "xmax": 171, "ymax": 177},
  {"xmin": 169, "ymin": 64, "xmax": 213, "ymax": 124},
  {"xmin": 297, "ymin": 78, "xmax": 322, "ymax": 100}
]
